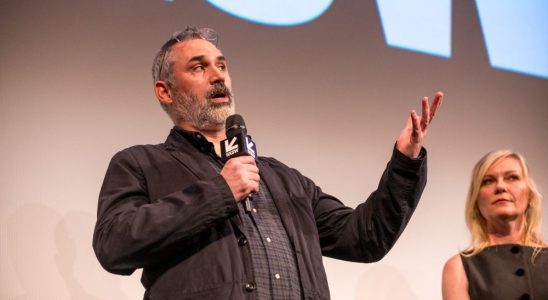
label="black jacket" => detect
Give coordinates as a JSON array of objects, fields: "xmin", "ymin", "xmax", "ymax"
[{"xmin": 93, "ymin": 128, "xmax": 427, "ymax": 299}]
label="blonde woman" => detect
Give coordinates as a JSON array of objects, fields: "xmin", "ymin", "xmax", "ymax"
[{"xmin": 442, "ymin": 150, "xmax": 547, "ymax": 300}]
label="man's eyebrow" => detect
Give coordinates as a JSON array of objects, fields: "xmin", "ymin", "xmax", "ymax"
[
  {"xmin": 188, "ymin": 55, "xmax": 205, "ymax": 64},
  {"xmin": 187, "ymin": 55, "xmax": 227, "ymax": 64}
]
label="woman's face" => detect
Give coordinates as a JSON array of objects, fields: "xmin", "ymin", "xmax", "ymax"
[{"xmin": 477, "ymin": 157, "xmax": 530, "ymax": 223}]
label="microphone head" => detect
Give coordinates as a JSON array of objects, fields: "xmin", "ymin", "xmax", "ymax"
[
  {"xmin": 221, "ymin": 113, "xmax": 257, "ymax": 160},
  {"xmin": 225, "ymin": 114, "xmax": 247, "ymax": 137}
]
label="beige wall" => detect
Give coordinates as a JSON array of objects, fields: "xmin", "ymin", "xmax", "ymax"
[{"xmin": 1, "ymin": 1, "xmax": 547, "ymax": 299}]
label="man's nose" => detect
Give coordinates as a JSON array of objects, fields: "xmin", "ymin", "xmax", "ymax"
[{"xmin": 209, "ymin": 67, "xmax": 226, "ymax": 84}]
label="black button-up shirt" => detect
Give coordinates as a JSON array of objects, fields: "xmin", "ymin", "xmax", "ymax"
[{"xmin": 176, "ymin": 127, "xmax": 303, "ymax": 299}]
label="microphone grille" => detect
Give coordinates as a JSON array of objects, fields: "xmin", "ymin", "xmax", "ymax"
[{"xmin": 225, "ymin": 114, "xmax": 246, "ymax": 136}]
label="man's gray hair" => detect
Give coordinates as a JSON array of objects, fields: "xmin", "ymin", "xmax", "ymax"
[{"xmin": 151, "ymin": 26, "xmax": 218, "ymax": 85}]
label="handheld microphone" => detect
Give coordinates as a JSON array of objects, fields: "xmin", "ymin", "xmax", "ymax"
[{"xmin": 220, "ymin": 114, "xmax": 257, "ymax": 213}]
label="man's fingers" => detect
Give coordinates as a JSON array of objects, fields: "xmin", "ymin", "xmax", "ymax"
[
  {"xmin": 421, "ymin": 96, "xmax": 430, "ymax": 128},
  {"xmin": 411, "ymin": 110, "xmax": 421, "ymax": 138},
  {"xmin": 221, "ymin": 158, "xmax": 261, "ymax": 202},
  {"xmin": 429, "ymin": 91, "xmax": 444, "ymax": 120}
]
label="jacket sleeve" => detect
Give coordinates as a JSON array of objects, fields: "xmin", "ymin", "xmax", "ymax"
[
  {"xmin": 92, "ymin": 147, "xmax": 239, "ymax": 275},
  {"xmin": 312, "ymin": 146, "xmax": 427, "ymax": 262}
]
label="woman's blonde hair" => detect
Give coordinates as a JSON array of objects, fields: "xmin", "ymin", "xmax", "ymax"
[{"xmin": 462, "ymin": 150, "xmax": 544, "ymax": 257}]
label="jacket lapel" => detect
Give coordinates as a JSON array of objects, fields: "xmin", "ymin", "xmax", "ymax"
[
  {"xmin": 258, "ymin": 160, "xmax": 298, "ymax": 246},
  {"xmin": 164, "ymin": 129, "xmax": 243, "ymax": 228}
]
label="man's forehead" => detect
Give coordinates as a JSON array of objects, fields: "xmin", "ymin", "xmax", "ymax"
[{"xmin": 172, "ymin": 38, "xmax": 223, "ymax": 61}]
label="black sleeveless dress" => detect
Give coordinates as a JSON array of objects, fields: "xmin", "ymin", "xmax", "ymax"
[{"xmin": 461, "ymin": 244, "xmax": 548, "ymax": 300}]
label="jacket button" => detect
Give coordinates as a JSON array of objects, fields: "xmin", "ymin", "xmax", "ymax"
[
  {"xmin": 238, "ymin": 237, "xmax": 248, "ymax": 247},
  {"xmin": 510, "ymin": 245, "xmax": 520, "ymax": 253},
  {"xmin": 515, "ymin": 268, "xmax": 525, "ymax": 276},
  {"xmin": 244, "ymin": 282, "xmax": 256, "ymax": 292}
]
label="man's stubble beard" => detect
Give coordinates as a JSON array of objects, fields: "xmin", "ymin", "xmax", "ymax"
[{"xmin": 170, "ymin": 87, "xmax": 235, "ymax": 131}]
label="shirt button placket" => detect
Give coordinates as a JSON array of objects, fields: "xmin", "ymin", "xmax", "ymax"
[
  {"xmin": 238, "ymin": 237, "xmax": 248, "ymax": 247},
  {"xmin": 510, "ymin": 245, "xmax": 529, "ymax": 300},
  {"xmin": 515, "ymin": 268, "xmax": 525, "ymax": 276},
  {"xmin": 244, "ymin": 282, "xmax": 256, "ymax": 292}
]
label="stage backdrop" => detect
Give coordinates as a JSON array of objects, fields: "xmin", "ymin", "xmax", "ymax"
[{"xmin": 1, "ymin": 1, "xmax": 547, "ymax": 299}]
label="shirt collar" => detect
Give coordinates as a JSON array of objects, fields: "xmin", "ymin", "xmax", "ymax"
[{"xmin": 172, "ymin": 126, "xmax": 218, "ymax": 157}]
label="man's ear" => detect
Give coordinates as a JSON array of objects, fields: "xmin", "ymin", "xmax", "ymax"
[{"xmin": 154, "ymin": 81, "xmax": 173, "ymax": 106}]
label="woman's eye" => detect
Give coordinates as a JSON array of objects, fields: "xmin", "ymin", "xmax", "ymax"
[
  {"xmin": 481, "ymin": 178, "xmax": 494, "ymax": 185},
  {"xmin": 507, "ymin": 174, "xmax": 520, "ymax": 181}
]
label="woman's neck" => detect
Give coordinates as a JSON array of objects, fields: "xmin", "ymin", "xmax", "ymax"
[{"xmin": 486, "ymin": 217, "xmax": 525, "ymax": 245}]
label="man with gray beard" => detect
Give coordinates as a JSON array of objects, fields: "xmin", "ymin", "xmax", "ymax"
[
  {"xmin": 93, "ymin": 26, "xmax": 443, "ymax": 300},
  {"xmin": 170, "ymin": 81, "xmax": 234, "ymax": 131}
]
